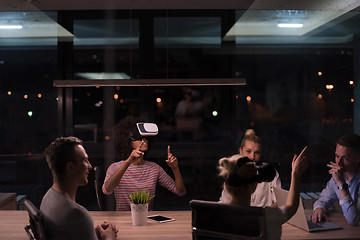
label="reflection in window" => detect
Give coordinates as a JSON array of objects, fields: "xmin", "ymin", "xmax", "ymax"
[
  {"xmin": 74, "ymin": 19, "xmax": 139, "ymax": 47},
  {"xmin": 154, "ymin": 17, "xmax": 221, "ymax": 48}
]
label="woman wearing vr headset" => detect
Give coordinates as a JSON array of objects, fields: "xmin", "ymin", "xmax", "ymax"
[
  {"xmin": 102, "ymin": 117, "xmax": 186, "ymax": 211},
  {"xmin": 220, "ymin": 129, "xmax": 281, "ymax": 207},
  {"xmin": 218, "ymin": 146, "xmax": 308, "ymax": 222}
]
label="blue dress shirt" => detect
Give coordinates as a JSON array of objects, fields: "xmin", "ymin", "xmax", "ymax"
[{"xmin": 313, "ymin": 169, "xmax": 360, "ymax": 225}]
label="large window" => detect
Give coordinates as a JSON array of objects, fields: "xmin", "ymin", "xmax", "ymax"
[{"xmin": 0, "ymin": 6, "xmax": 359, "ymax": 209}]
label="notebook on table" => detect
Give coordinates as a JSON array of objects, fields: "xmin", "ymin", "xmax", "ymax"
[{"xmin": 273, "ymin": 187, "xmax": 342, "ymax": 232}]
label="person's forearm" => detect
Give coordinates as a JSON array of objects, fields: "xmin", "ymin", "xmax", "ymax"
[
  {"xmin": 285, "ymin": 172, "xmax": 301, "ymax": 219},
  {"xmin": 105, "ymin": 161, "xmax": 131, "ymax": 193},
  {"xmin": 340, "ymin": 196, "xmax": 359, "ymax": 225},
  {"xmin": 313, "ymin": 180, "xmax": 337, "ymax": 212},
  {"xmin": 332, "ymin": 177, "xmax": 359, "ymax": 224},
  {"xmin": 172, "ymin": 168, "xmax": 186, "ymax": 194},
  {"xmin": 336, "ymin": 180, "xmax": 350, "ymax": 200},
  {"xmin": 338, "ymin": 188, "xmax": 350, "ymax": 200}
]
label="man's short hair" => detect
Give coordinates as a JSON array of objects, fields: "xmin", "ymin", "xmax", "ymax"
[
  {"xmin": 337, "ymin": 133, "xmax": 360, "ymax": 155},
  {"xmin": 44, "ymin": 136, "xmax": 83, "ymax": 180}
]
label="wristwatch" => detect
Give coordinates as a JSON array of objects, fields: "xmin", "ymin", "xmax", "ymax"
[{"xmin": 337, "ymin": 183, "xmax": 349, "ymax": 190}]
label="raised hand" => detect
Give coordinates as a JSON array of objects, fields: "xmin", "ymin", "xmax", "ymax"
[
  {"xmin": 166, "ymin": 145, "xmax": 178, "ymax": 170},
  {"xmin": 127, "ymin": 140, "xmax": 145, "ymax": 164},
  {"xmin": 327, "ymin": 161, "xmax": 346, "ymax": 185},
  {"xmin": 292, "ymin": 146, "xmax": 309, "ymax": 177}
]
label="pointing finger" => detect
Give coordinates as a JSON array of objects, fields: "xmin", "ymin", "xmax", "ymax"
[
  {"xmin": 136, "ymin": 140, "xmax": 144, "ymax": 151},
  {"xmin": 298, "ymin": 146, "xmax": 308, "ymax": 158},
  {"xmin": 167, "ymin": 145, "xmax": 171, "ymax": 156}
]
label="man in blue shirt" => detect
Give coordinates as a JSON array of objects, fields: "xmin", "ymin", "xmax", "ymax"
[{"xmin": 309, "ymin": 133, "xmax": 360, "ymax": 225}]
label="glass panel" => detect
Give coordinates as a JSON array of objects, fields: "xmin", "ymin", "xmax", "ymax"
[
  {"xmin": 0, "ymin": 11, "xmax": 58, "ymax": 207},
  {"xmin": 230, "ymin": 8, "xmax": 359, "ymax": 188},
  {"xmin": 74, "ymin": 19, "xmax": 139, "ymax": 48},
  {"xmin": 0, "ymin": 11, "xmax": 58, "ymax": 154},
  {"xmin": 154, "ymin": 17, "xmax": 221, "ymax": 47},
  {"xmin": 73, "ymin": 18, "xmax": 140, "ymax": 146},
  {"xmin": 1, "ymin": 6, "xmax": 360, "ymax": 211},
  {"xmin": 154, "ymin": 17, "xmax": 226, "ymax": 79}
]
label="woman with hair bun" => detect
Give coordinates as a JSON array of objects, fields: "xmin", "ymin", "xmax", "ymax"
[{"xmin": 220, "ymin": 129, "xmax": 281, "ymax": 207}]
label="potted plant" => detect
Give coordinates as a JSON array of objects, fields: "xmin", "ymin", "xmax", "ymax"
[{"xmin": 128, "ymin": 190, "xmax": 154, "ymax": 226}]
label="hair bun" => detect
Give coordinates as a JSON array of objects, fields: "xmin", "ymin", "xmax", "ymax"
[{"xmin": 245, "ymin": 129, "xmax": 256, "ymax": 137}]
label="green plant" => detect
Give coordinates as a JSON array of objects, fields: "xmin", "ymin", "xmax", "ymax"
[{"xmin": 128, "ymin": 190, "xmax": 154, "ymax": 204}]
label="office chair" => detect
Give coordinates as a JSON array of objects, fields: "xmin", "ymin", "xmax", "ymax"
[
  {"xmin": 24, "ymin": 199, "xmax": 46, "ymax": 240},
  {"xmin": 94, "ymin": 166, "xmax": 103, "ymax": 210},
  {"xmin": 190, "ymin": 200, "xmax": 281, "ymax": 240}
]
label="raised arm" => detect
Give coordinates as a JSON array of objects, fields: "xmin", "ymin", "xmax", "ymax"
[
  {"xmin": 166, "ymin": 145, "xmax": 186, "ymax": 195},
  {"xmin": 103, "ymin": 140, "xmax": 145, "ymax": 194},
  {"xmin": 310, "ymin": 160, "xmax": 359, "ymax": 225},
  {"xmin": 283, "ymin": 146, "xmax": 309, "ymax": 220},
  {"xmin": 327, "ymin": 161, "xmax": 359, "ymax": 225}
]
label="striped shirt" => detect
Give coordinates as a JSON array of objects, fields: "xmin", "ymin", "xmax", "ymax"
[{"xmin": 102, "ymin": 160, "xmax": 181, "ymax": 211}]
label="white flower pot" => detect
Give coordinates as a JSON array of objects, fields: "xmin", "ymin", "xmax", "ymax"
[{"xmin": 130, "ymin": 203, "xmax": 148, "ymax": 226}]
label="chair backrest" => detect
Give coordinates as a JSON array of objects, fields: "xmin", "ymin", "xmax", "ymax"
[
  {"xmin": 190, "ymin": 200, "xmax": 281, "ymax": 240},
  {"xmin": 94, "ymin": 166, "xmax": 103, "ymax": 210},
  {"xmin": 94, "ymin": 165, "xmax": 116, "ymax": 211},
  {"xmin": 24, "ymin": 199, "xmax": 46, "ymax": 240}
]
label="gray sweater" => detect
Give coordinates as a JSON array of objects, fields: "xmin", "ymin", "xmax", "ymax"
[{"xmin": 40, "ymin": 188, "xmax": 98, "ymax": 240}]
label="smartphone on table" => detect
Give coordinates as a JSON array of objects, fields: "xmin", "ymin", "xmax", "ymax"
[{"xmin": 147, "ymin": 215, "xmax": 175, "ymax": 223}]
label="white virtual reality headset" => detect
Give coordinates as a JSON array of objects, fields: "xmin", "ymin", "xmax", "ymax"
[{"xmin": 130, "ymin": 122, "xmax": 159, "ymax": 140}]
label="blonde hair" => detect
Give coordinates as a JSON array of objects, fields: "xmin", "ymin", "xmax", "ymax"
[
  {"xmin": 240, "ymin": 129, "xmax": 262, "ymax": 149},
  {"xmin": 218, "ymin": 154, "xmax": 257, "ymax": 195}
]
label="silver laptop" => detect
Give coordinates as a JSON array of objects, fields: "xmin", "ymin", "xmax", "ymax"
[{"xmin": 273, "ymin": 187, "xmax": 342, "ymax": 232}]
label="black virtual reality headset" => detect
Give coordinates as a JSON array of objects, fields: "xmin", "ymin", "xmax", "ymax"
[
  {"xmin": 225, "ymin": 157, "xmax": 276, "ymax": 187},
  {"xmin": 130, "ymin": 122, "xmax": 159, "ymax": 141}
]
